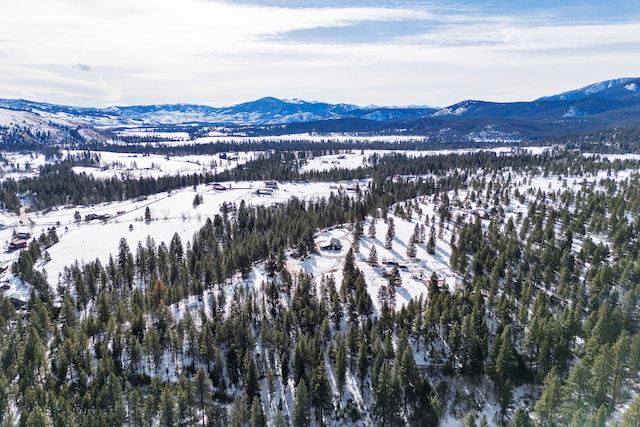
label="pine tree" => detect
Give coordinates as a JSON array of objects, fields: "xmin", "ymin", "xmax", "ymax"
[
  {"xmin": 428, "ymin": 270, "xmax": 440, "ymax": 297},
  {"xmin": 374, "ymin": 361, "xmax": 399, "ymax": 426},
  {"xmin": 411, "ymin": 223, "xmax": 420, "ymax": 244},
  {"xmin": 590, "ymin": 349, "xmax": 612, "ymax": 407},
  {"xmin": 274, "ymin": 408, "xmax": 287, "ymax": 427},
  {"xmin": 352, "ymin": 220, "xmax": 363, "ymax": 253},
  {"xmin": 406, "ymin": 236, "xmax": 417, "ymax": 258},
  {"xmin": 311, "ymin": 362, "xmax": 332, "ymax": 427},
  {"xmin": 611, "ymin": 331, "xmax": 630, "ymax": 408},
  {"xmin": 398, "ymin": 345, "xmax": 419, "ymax": 408},
  {"xmin": 623, "ymin": 394, "xmax": 640, "ymax": 427},
  {"xmin": 229, "ymin": 395, "xmax": 249, "ymax": 427},
  {"xmin": 534, "ymin": 367, "xmax": 562, "ymax": 427},
  {"xmin": 563, "ymin": 358, "xmax": 591, "ymax": 411},
  {"xmin": 426, "ymin": 230, "xmax": 436, "ymax": 255},
  {"xmin": 249, "ymin": 397, "xmax": 265, "ymax": 427},
  {"xmin": 368, "ymin": 218, "xmax": 377, "ymax": 239},
  {"xmin": 24, "ymin": 405, "xmax": 48, "ymax": 427},
  {"xmin": 292, "ymin": 379, "xmax": 310, "ymax": 427},
  {"xmin": 160, "ymin": 385, "xmax": 177, "ymax": 427},
  {"xmin": 195, "ymin": 367, "xmax": 211, "ymax": 427},
  {"xmin": 509, "ymin": 408, "xmax": 532, "ymax": 427},
  {"xmin": 335, "ymin": 340, "xmax": 347, "ymax": 399},
  {"xmin": 145, "ymin": 206, "xmax": 152, "ymax": 222},
  {"xmin": 244, "ymin": 354, "xmax": 260, "ymax": 407},
  {"xmin": 357, "ymin": 339, "xmax": 368, "ymax": 392},
  {"xmin": 385, "ymin": 218, "xmax": 395, "ymax": 249},
  {"xmin": 368, "ymin": 245, "xmax": 378, "ymax": 266},
  {"xmin": 463, "ymin": 412, "xmax": 477, "ymax": 427}
]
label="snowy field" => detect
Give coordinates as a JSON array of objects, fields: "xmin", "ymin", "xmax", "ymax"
[
  {"xmin": 68, "ymin": 150, "xmax": 259, "ymax": 179},
  {"xmin": 0, "ymin": 179, "xmax": 355, "ymax": 301},
  {"xmin": 172, "ymin": 133, "xmax": 430, "ymax": 145},
  {"xmin": 0, "ymin": 151, "xmax": 48, "ymax": 181},
  {"xmin": 0, "ymin": 145, "xmax": 551, "ymax": 183},
  {"xmin": 298, "ymin": 146, "xmax": 549, "ymax": 173}
]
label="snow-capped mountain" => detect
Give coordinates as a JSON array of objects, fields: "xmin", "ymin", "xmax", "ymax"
[
  {"xmin": 537, "ymin": 78, "xmax": 640, "ymax": 101},
  {"xmin": 0, "ymin": 97, "xmax": 437, "ymax": 127},
  {"xmin": 1, "ymin": 77, "xmax": 640, "ymax": 144}
]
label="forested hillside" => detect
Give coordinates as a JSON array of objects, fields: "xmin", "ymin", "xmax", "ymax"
[{"xmin": 2, "ymin": 147, "xmax": 640, "ymax": 426}]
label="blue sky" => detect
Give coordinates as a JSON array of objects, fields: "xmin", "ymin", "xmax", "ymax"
[{"xmin": 0, "ymin": 0, "xmax": 638, "ymax": 108}]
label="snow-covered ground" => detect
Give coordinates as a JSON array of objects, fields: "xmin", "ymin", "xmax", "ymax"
[
  {"xmin": 1, "ymin": 147, "xmax": 639, "ymax": 425},
  {"xmin": 180, "ymin": 133, "xmax": 430, "ymax": 145},
  {"xmin": 1, "ymin": 147, "xmax": 633, "ymax": 309},
  {"xmin": 289, "ymin": 207, "xmax": 457, "ymax": 315},
  {"xmin": 68, "ymin": 150, "xmax": 259, "ymax": 179},
  {"xmin": 0, "ymin": 179, "xmax": 350, "ymax": 301},
  {"xmin": 0, "ymin": 146, "xmax": 552, "ymax": 183},
  {"xmin": 0, "ymin": 151, "xmax": 49, "ymax": 181}
]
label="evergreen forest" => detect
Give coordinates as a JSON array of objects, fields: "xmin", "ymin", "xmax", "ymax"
[{"xmin": 2, "ymin": 145, "xmax": 640, "ymax": 426}]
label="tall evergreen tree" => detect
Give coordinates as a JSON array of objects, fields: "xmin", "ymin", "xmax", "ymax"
[
  {"xmin": 311, "ymin": 362, "xmax": 332, "ymax": 427},
  {"xmin": 368, "ymin": 245, "xmax": 379, "ymax": 266},
  {"xmin": 385, "ymin": 218, "xmax": 395, "ymax": 250},
  {"xmin": 292, "ymin": 379, "xmax": 310, "ymax": 427},
  {"xmin": 368, "ymin": 217, "xmax": 377, "ymax": 239},
  {"xmin": 335, "ymin": 339, "xmax": 347, "ymax": 399},
  {"xmin": 250, "ymin": 397, "xmax": 265, "ymax": 427},
  {"xmin": 534, "ymin": 367, "xmax": 562, "ymax": 427}
]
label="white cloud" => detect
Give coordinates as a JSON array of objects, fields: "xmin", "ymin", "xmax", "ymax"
[{"xmin": 0, "ymin": 0, "xmax": 638, "ymax": 107}]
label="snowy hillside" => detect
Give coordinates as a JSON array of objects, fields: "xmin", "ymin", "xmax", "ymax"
[{"xmin": 2, "ymin": 147, "xmax": 640, "ymax": 426}]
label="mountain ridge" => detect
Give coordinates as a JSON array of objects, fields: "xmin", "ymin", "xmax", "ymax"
[{"xmin": 1, "ymin": 77, "xmax": 640, "ymax": 143}]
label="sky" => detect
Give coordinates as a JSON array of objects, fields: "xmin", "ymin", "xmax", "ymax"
[{"xmin": 0, "ymin": 0, "xmax": 639, "ymax": 108}]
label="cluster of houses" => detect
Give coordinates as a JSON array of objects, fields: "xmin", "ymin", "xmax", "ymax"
[
  {"xmin": 8, "ymin": 230, "xmax": 31, "ymax": 251},
  {"xmin": 1, "ymin": 231, "xmax": 32, "ymax": 307},
  {"xmin": 218, "ymin": 153, "xmax": 239, "ymax": 161},
  {"xmin": 254, "ymin": 181, "xmax": 278, "ymax": 196},
  {"xmin": 84, "ymin": 213, "xmax": 111, "ymax": 222}
]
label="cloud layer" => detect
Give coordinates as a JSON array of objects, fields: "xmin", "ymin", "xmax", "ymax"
[{"xmin": 0, "ymin": 0, "xmax": 638, "ymax": 107}]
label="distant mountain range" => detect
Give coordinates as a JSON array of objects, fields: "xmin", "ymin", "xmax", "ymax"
[
  {"xmin": 1, "ymin": 77, "xmax": 640, "ymax": 144},
  {"xmin": 0, "ymin": 96, "xmax": 438, "ymax": 127}
]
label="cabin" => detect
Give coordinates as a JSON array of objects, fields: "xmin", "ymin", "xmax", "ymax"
[
  {"xmin": 321, "ymin": 238, "xmax": 342, "ymax": 251},
  {"xmin": 7, "ymin": 293, "xmax": 26, "ymax": 308},
  {"xmin": 9, "ymin": 239, "xmax": 28, "ymax": 251},
  {"xmin": 212, "ymin": 183, "xmax": 227, "ymax": 191},
  {"xmin": 265, "ymin": 181, "xmax": 278, "ymax": 189},
  {"xmin": 16, "ymin": 231, "xmax": 30, "ymax": 240},
  {"xmin": 255, "ymin": 188, "xmax": 274, "ymax": 196}
]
